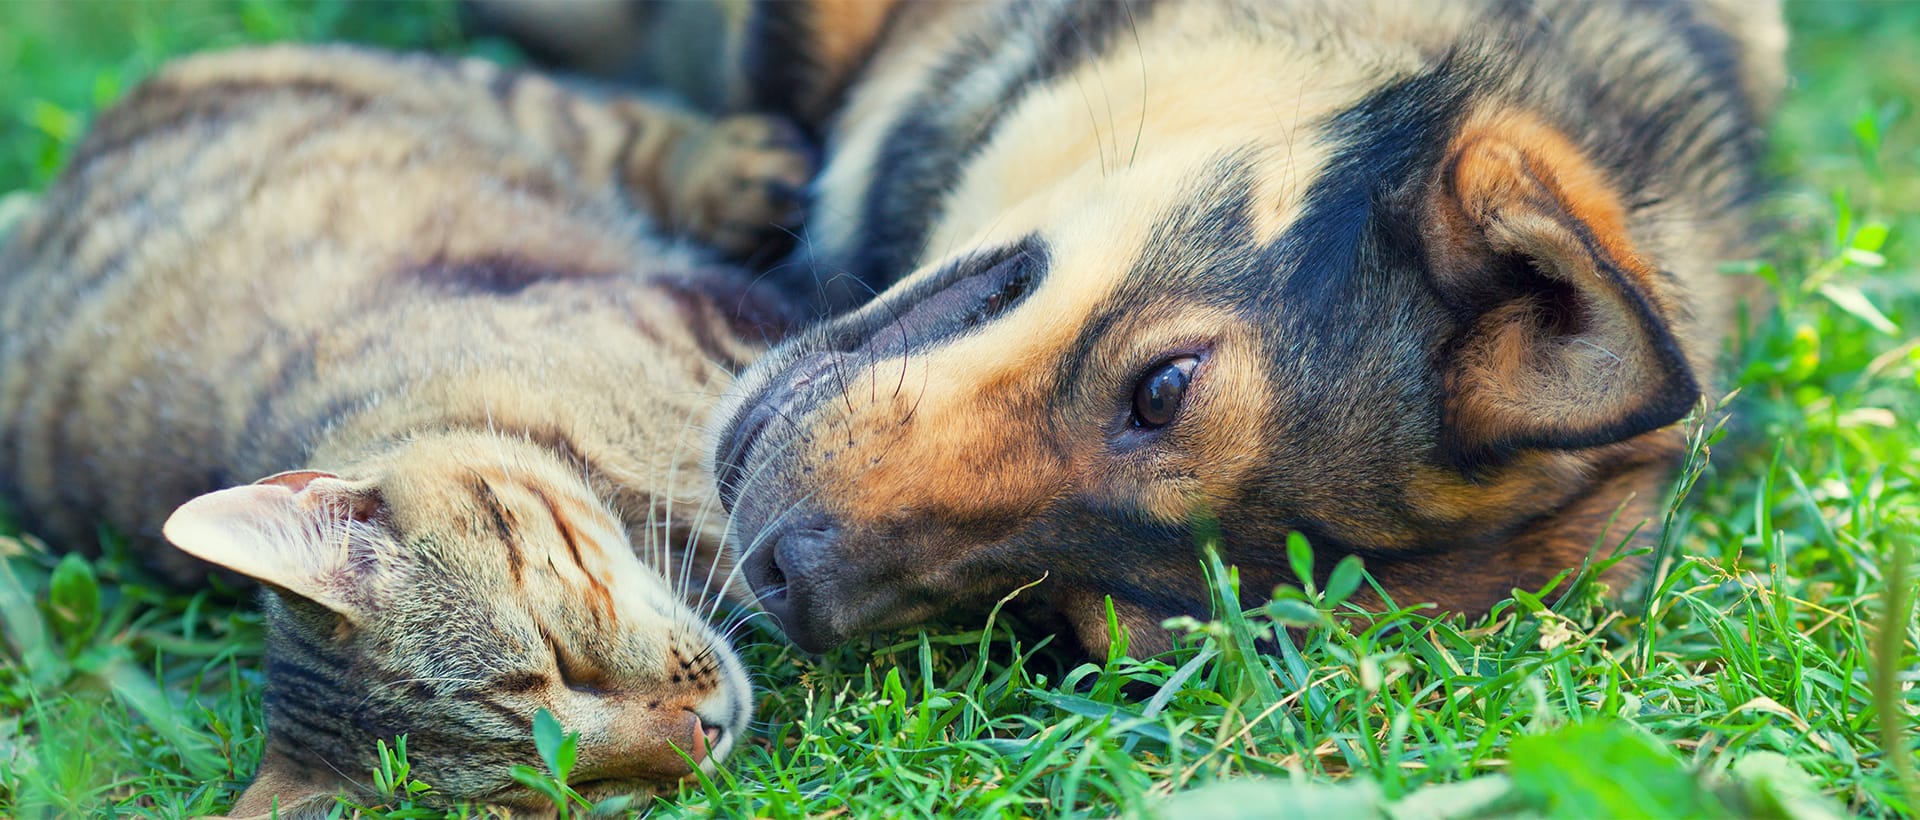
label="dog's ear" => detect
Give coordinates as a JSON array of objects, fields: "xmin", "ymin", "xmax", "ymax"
[
  {"xmin": 731, "ymin": 0, "xmax": 902, "ymax": 130},
  {"xmin": 1423, "ymin": 112, "xmax": 1699, "ymax": 469}
]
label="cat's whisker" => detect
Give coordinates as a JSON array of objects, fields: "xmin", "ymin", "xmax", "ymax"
[
  {"xmin": 717, "ymin": 602, "xmax": 779, "ymax": 632},
  {"xmin": 718, "ymin": 610, "xmax": 780, "ymax": 645}
]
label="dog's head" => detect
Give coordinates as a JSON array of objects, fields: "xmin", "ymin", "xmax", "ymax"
[{"xmin": 713, "ymin": 2, "xmax": 1767, "ymax": 653}]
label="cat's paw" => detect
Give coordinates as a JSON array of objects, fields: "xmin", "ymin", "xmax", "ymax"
[{"xmin": 671, "ymin": 114, "xmax": 815, "ymax": 259}]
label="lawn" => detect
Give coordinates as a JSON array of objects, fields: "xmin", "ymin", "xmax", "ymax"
[{"xmin": 1, "ymin": 2, "xmax": 1916, "ymax": 818}]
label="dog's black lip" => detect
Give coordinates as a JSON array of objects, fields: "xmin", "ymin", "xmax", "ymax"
[
  {"xmin": 716, "ymin": 402, "xmax": 775, "ymax": 511},
  {"xmin": 783, "ymin": 622, "xmax": 841, "ymax": 654}
]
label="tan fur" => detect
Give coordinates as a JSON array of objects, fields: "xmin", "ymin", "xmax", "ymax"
[
  {"xmin": 0, "ymin": 44, "xmax": 808, "ymax": 812},
  {"xmin": 226, "ymin": 751, "xmax": 341, "ymax": 819}
]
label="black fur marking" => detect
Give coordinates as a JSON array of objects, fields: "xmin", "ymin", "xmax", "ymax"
[
  {"xmin": 654, "ymin": 270, "xmax": 804, "ymax": 346},
  {"xmin": 239, "ymin": 329, "xmax": 320, "ymax": 450},
  {"xmin": 523, "ymin": 480, "xmax": 588, "ymax": 575},
  {"xmin": 612, "ymin": 114, "xmax": 644, "ymax": 187},
  {"xmin": 647, "ymin": 273, "xmax": 787, "ymax": 373},
  {"xmin": 548, "ymin": 86, "xmax": 589, "ymax": 164},
  {"xmin": 492, "ymin": 671, "xmax": 547, "ymax": 695},
  {"xmin": 262, "ymin": 616, "xmax": 361, "ymax": 766},
  {"xmin": 270, "ymin": 699, "xmax": 350, "ymax": 749},
  {"xmin": 541, "ymin": 624, "xmax": 609, "ymax": 694},
  {"xmin": 739, "ymin": 0, "xmax": 905, "ymax": 132},
  {"xmin": 65, "ymin": 77, "xmax": 374, "ymax": 177},
  {"xmin": 740, "ymin": 0, "xmax": 822, "ymax": 127},
  {"xmin": 433, "ymin": 420, "xmax": 620, "ymax": 514},
  {"xmin": 458, "ymin": 689, "xmax": 537, "ymax": 730},
  {"xmin": 839, "ymin": 0, "xmax": 1155, "ymax": 298},
  {"xmin": 40, "ymin": 360, "xmax": 99, "ymax": 529},
  {"xmin": 264, "ymin": 656, "xmax": 339, "ymax": 704},
  {"xmin": 1262, "ymin": 64, "xmax": 1471, "ymax": 316},
  {"xmin": 261, "ymin": 376, "xmax": 404, "ymax": 477},
  {"xmin": 486, "ymin": 65, "xmax": 519, "ymax": 106}
]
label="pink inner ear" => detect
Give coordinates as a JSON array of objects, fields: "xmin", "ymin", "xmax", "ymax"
[
  {"xmin": 255, "ymin": 470, "xmax": 342, "ymax": 492},
  {"xmin": 255, "ymin": 469, "xmax": 381, "ymax": 522}
]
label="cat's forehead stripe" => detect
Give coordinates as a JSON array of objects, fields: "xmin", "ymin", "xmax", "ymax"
[
  {"xmin": 468, "ymin": 472, "xmax": 526, "ymax": 587},
  {"xmin": 464, "ymin": 466, "xmax": 628, "ymax": 628}
]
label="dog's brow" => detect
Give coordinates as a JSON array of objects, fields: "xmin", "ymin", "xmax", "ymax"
[{"xmin": 1052, "ymin": 154, "xmax": 1261, "ymax": 399}]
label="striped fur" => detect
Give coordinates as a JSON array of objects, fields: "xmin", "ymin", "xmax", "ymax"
[
  {"xmin": 0, "ymin": 45, "xmax": 808, "ymax": 815},
  {"xmin": 483, "ymin": 1, "xmax": 1785, "ymax": 656}
]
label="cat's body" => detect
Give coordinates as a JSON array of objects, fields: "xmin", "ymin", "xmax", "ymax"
[{"xmin": 0, "ymin": 45, "xmax": 807, "ymax": 815}]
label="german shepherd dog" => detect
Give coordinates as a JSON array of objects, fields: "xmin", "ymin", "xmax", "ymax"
[{"xmin": 478, "ymin": 0, "xmax": 1787, "ymax": 656}]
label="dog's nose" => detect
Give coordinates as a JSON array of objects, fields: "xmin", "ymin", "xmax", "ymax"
[{"xmin": 739, "ymin": 512, "xmax": 842, "ymax": 652}]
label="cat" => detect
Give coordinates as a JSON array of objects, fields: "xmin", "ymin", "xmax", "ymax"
[{"xmin": 0, "ymin": 43, "xmax": 810, "ymax": 816}]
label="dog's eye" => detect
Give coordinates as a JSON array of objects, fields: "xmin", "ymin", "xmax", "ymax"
[{"xmin": 1132, "ymin": 357, "xmax": 1198, "ymax": 429}]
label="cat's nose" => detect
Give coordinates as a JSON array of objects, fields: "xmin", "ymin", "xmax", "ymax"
[
  {"xmin": 690, "ymin": 715, "xmax": 721, "ymax": 765},
  {"xmin": 577, "ymin": 709, "xmax": 721, "ymax": 781}
]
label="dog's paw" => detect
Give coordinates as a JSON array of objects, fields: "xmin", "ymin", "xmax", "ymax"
[{"xmin": 670, "ymin": 114, "xmax": 815, "ymax": 259}]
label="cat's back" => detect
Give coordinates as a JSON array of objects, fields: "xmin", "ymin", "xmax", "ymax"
[
  {"xmin": 1, "ymin": 44, "xmax": 653, "ymax": 322},
  {"xmin": 0, "ymin": 44, "xmax": 695, "ymax": 558}
]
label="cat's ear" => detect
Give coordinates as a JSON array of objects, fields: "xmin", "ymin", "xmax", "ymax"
[
  {"xmin": 219, "ymin": 749, "xmax": 347, "ymax": 819},
  {"xmin": 163, "ymin": 469, "xmax": 384, "ymax": 618},
  {"xmin": 1423, "ymin": 111, "xmax": 1700, "ymax": 470}
]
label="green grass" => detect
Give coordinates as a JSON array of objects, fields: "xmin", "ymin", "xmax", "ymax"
[{"xmin": 1, "ymin": 1, "xmax": 1916, "ymax": 817}]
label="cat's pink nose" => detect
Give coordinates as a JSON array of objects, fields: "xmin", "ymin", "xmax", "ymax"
[
  {"xmin": 687, "ymin": 712, "xmax": 721, "ymax": 765},
  {"xmin": 575, "ymin": 707, "xmax": 724, "ymax": 782}
]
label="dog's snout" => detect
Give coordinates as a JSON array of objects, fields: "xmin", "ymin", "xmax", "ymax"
[
  {"xmin": 739, "ymin": 523, "xmax": 788, "ymax": 595},
  {"xmin": 739, "ymin": 512, "xmax": 842, "ymax": 652},
  {"xmin": 715, "ymin": 353, "xmax": 842, "ymax": 510}
]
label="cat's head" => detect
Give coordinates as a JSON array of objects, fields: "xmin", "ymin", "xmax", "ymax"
[{"xmin": 163, "ymin": 432, "xmax": 749, "ymax": 816}]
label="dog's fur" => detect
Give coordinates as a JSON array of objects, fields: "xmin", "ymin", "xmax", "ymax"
[{"xmin": 487, "ymin": 0, "xmax": 1786, "ymax": 655}]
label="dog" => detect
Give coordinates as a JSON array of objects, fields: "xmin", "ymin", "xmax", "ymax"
[{"xmin": 479, "ymin": 0, "xmax": 1787, "ymax": 656}]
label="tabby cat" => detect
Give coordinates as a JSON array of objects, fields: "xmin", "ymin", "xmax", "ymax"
[{"xmin": 0, "ymin": 44, "xmax": 810, "ymax": 815}]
